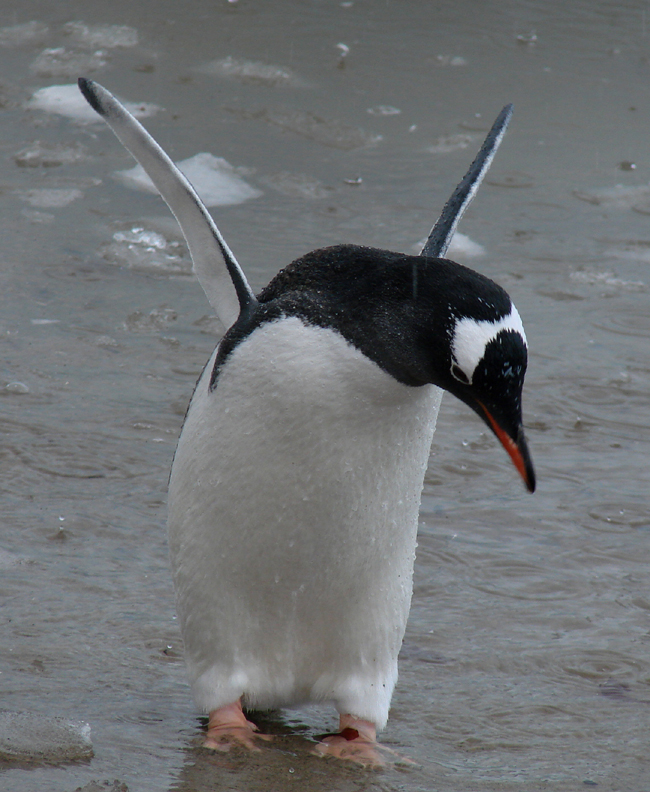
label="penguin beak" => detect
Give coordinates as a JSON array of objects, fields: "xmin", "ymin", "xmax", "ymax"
[{"xmin": 477, "ymin": 401, "xmax": 536, "ymax": 493}]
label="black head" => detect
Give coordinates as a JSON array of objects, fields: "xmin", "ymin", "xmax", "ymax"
[{"xmin": 218, "ymin": 244, "xmax": 535, "ymax": 491}]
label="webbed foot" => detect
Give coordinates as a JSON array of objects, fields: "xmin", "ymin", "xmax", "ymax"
[
  {"xmin": 313, "ymin": 714, "xmax": 415, "ymax": 768},
  {"xmin": 204, "ymin": 700, "xmax": 272, "ymax": 752}
]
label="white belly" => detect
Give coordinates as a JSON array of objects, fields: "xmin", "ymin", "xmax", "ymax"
[{"xmin": 168, "ymin": 316, "xmax": 442, "ymax": 727}]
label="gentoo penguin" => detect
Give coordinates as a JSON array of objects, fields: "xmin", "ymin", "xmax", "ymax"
[{"xmin": 78, "ymin": 79, "xmax": 535, "ymax": 765}]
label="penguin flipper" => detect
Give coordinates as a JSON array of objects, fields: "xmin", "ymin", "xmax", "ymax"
[
  {"xmin": 77, "ymin": 78, "xmax": 256, "ymax": 330},
  {"xmin": 421, "ymin": 103, "xmax": 513, "ymax": 259}
]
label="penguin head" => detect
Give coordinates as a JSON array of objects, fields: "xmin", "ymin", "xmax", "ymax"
[
  {"xmin": 356, "ymin": 246, "xmax": 535, "ymax": 493},
  {"xmin": 434, "ymin": 303, "xmax": 535, "ymax": 493},
  {"xmin": 230, "ymin": 244, "xmax": 535, "ymax": 491}
]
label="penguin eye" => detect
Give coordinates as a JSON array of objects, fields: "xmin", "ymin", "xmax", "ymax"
[{"xmin": 451, "ymin": 363, "xmax": 470, "ymax": 384}]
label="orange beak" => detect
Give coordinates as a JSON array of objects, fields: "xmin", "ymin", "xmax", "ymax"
[{"xmin": 478, "ymin": 401, "xmax": 535, "ymax": 493}]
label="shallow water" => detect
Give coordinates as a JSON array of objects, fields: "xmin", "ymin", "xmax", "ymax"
[{"xmin": 1, "ymin": 1, "xmax": 649, "ymax": 789}]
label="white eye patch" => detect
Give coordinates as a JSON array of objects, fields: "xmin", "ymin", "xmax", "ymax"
[{"xmin": 450, "ymin": 304, "xmax": 526, "ymax": 385}]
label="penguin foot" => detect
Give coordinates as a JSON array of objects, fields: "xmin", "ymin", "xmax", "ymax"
[
  {"xmin": 203, "ymin": 700, "xmax": 272, "ymax": 752},
  {"xmin": 313, "ymin": 714, "xmax": 415, "ymax": 768}
]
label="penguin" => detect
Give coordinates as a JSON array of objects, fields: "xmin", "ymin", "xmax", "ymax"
[{"xmin": 78, "ymin": 79, "xmax": 535, "ymax": 765}]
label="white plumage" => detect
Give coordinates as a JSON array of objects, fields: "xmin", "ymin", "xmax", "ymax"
[{"xmin": 168, "ymin": 318, "xmax": 442, "ymax": 728}]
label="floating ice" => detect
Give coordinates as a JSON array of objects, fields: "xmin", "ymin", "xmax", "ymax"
[
  {"xmin": 200, "ymin": 56, "xmax": 303, "ymax": 87},
  {"xmin": 0, "ymin": 711, "xmax": 93, "ymax": 764},
  {"xmin": 113, "ymin": 228, "xmax": 167, "ymax": 249},
  {"xmin": 102, "ymin": 226, "xmax": 191, "ymax": 275},
  {"xmin": 434, "ymin": 54, "xmax": 468, "ymax": 66},
  {"xmin": 114, "ymin": 152, "xmax": 262, "ymax": 207},
  {"xmin": 586, "ymin": 242, "xmax": 649, "ymax": 286},
  {"xmin": 261, "ymin": 171, "xmax": 330, "ymax": 199},
  {"xmin": 570, "ymin": 269, "xmax": 644, "ymax": 290},
  {"xmin": 367, "ymin": 105, "xmax": 401, "ymax": 116},
  {"xmin": 0, "ymin": 21, "xmax": 49, "ymax": 47},
  {"xmin": 125, "ymin": 306, "xmax": 178, "ymax": 333},
  {"xmin": 27, "ymin": 84, "xmax": 159, "ymax": 123},
  {"xmin": 30, "ymin": 46, "xmax": 108, "ymax": 78},
  {"xmin": 448, "ymin": 233, "xmax": 486, "ymax": 258},
  {"xmin": 19, "ymin": 188, "xmax": 84, "ymax": 208},
  {"xmin": 574, "ymin": 183, "xmax": 650, "ymax": 210},
  {"xmin": 22, "ymin": 209, "xmax": 55, "ymax": 224},
  {"xmin": 62, "ymin": 21, "xmax": 138, "ymax": 49},
  {"xmin": 14, "ymin": 141, "xmax": 89, "ymax": 168},
  {"xmin": 427, "ymin": 133, "xmax": 475, "ymax": 154},
  {"xmin": 95, "ymin": 335, "xmax": 119, "ymax": 348}
]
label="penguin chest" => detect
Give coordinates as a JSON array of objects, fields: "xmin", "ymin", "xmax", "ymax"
[{"xmin": 168, "ymin": 317, "xmax": 442, "ymax": 667}]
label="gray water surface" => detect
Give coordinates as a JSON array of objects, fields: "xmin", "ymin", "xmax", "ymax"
[{"xmin": 1, "ymin": 1, "xmax": 649, "ymax": 790}]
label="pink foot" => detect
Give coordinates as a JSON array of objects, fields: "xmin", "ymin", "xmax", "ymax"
[
  {"xmin": 203, "ymin": 700, "xmax": 272, "ymax": 752},
  {"xmin": 313, "ymin": 714, "xmax": 415, "ymax": 768}
]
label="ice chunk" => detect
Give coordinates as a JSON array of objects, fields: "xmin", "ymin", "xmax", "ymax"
[
  {"xmin": 570, "ymin": 269, "xmax": 644, "ymax": 290},
  {"xmin": 574, "ymin": 183, "xmax": 650, "ymax": 209},
  {"xmin": 113, "ymin": 228, "xmax": 167, "ymax": 250},
  {"xmin": 125, "ymin": 306, "xmax": 178, "ymax": 333},
  {"xmin": 200, "ymin": 56, "xmax": 303, "ymax": 87},
  {"xmin": 30, "ymin": 46, "xmax": 108, "ymax": 78},
  {"xmin": 367, "ymin": 105, "xmax": 401, "ymax": 116},
  {"xmin": 261, "ymin": 171, "xmax": 330, "ymax": 199},
  {"xmin": 95, "ymin": 335, "xmax": 119, "ymax": 348},
  {"xmin": 434, "ymin": 54, "xmax": 468, "ymax": 66},
  {"xmin": 448, "ymin": 232, "xmax": 485, "ymax": 258},
  {"xmin": 427, "ymin": 133, "xmax": 475, "ymax": 154},
  {"xmin": 27, "ymin": 84, "xmax": 159, "ymax": 123},
  {"xmin": 114, "ymin": 152, "xmax": 262, "ymax": 207},
  {"xmin": 0, "ymin": 21, "xmax": 49, "ymax": 47},
  {"xmin": 62, "ymin": 21, "xmax": 138, "ymax": 49},
  {"xmin": 18, "ymin": 188, "xmax": 84, "ymax": 208},
  {"xmin": 102, "ymin": 226, "xmax": 192, "ymax": 275},
  {"xmin": 14, "ymin": 141, "xmax": 89, "ymax": 168},
  {"xmin": 22, "ymin": 209, "xmax": 55, "ymax": 224},
  {"xmin": 0, "ymin": 711, "xmax": 93, "ymax": 764}
]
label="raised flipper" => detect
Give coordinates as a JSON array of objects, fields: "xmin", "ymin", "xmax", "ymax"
[
  {"xmin": 77, "ymin": 78, "xmax": 256, "ymax": 330},
  {"xmin": 78, "ymin": 78, "xmax": 511, "ymax": 319},
  {"xmin": 421, "ymin": 104, "xmax": 513, "ymax": 259}
]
